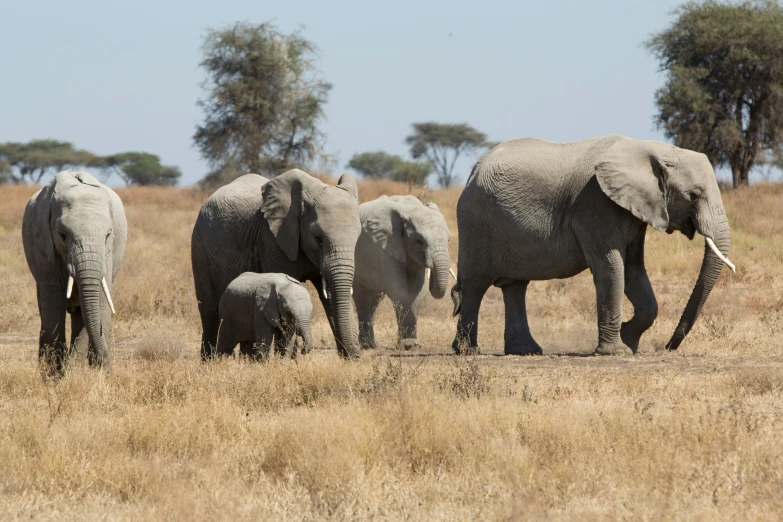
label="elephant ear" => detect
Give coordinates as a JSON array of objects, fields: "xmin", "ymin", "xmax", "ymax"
[
  {"xmin": 337, "ymin": 173, "xmax": 359, "ymax": 201},
  {"xmin": 52, "ymin": 171, "xmax": 102, "ymax": 194},
  {"xmin": 595, "ymin": 139, "xmax": 669, "ymax": 232},
  {"xmin": 261, "ymin": 169, "xmax": 311, "ymax": 262},
  {"xmin": 260, "ymin": 285, "xmax": 281, "ymax": 328},
  {"xmin": 362, "ymin": 200, "xmax": 407, "ymax": 263},
  {"xmin": 24, "ymin": 183, "xmax": 57, "ymax": 267}
]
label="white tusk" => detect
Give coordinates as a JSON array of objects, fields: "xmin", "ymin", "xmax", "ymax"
[
  {"xmin": 101, "ymin": 277, "xmax": 116, "ymax": 314},
  {"xmin": 321, "ymin": 278, "xmax": 328, "ymax": 300},
  {"xmin": 425, "ymin": 268, "xmax": 431, "ymax": 281},
  {"xmin": 66, "ymin": 275, "xmax": 74, "ymax": 298},
  {"xmin": 351, "ymin": 286, "xmax": 354, "ymax": 296},
  {"xmin": 705, "ymin": 237, "xmax": 736, "ymax": 273},
  {"xmin": 449, "ymin": 268, "xmax": 457, "ymax": 280}
]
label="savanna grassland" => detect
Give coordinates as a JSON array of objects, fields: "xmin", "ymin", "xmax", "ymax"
[{"xmin": 0, "ymin": 180, "xmax": 782, "ymax": 520}]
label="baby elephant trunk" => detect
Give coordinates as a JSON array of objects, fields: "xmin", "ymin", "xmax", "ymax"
[
  {"xmin": 295, "ymin": 316, "xmax": 313, "ymax": 355},
  {"xmin": 428, "ymin": 246, "xmax": 452, "ymax": 299}
]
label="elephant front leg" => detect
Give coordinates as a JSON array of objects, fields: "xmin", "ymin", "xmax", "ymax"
[
  {"xmin": 500, "ymin": 280, "xmax": 543, "ymax": 355},
  {"xmin": 620, "ymin": 230, "xmax": 658, "ymax": 354},
  {"xmin": 386, "ymin": 286, "xmax": 417, "ymax": 351},
  {"xmin": 37, "ymin": 283, "xmax": 68, "ymax": 377},
  {"xmin": 354, "ymin": 286, "xmax": 383, "ymax": 349},
  {"xmin": 592, "ymin": 250, "xmax": 633, "ymax": 356}
]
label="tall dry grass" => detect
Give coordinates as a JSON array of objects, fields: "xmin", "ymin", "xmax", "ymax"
[{"xmin": 0, "ymin": 179, "xmax": 782, "ymax": 520}]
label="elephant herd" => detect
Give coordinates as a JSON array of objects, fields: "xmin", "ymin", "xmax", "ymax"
[{"xmin": 22, "ymin": 135, "xmax": 735, "ymax": 376}]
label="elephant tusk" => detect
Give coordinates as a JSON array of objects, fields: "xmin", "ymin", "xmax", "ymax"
[
  {"xmin": 66, "ymin": 275, "xmax": 74, "ymax": 298},
  {"xmin": 425, "ymin": 268, "xmax": 431, "ymax": 281},
  {"xmin": 321, "ymin": 278, "xmax": 328, "ymax": 300},
  {"xmin": 351, "ymin": 286, "xmax": 354, "ymax": 296},
  {"xmin": 705, "ymin": 237, "xmax": 736, "ymax": 273},
  {"xmin": 449, "ymin": 268, "xmax": 457, "ymax": 280},
  {"xmin": 101, "ymin": 277, "xmax": 116, "ymax": 314}
]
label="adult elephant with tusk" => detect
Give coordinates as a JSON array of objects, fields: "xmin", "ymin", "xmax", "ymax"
[
  {"xmin": 353, "ymin": 195, "xmax": 453, "ymax": 350},
  {"xmin": 22, "ymin": 171, "xmax": 127, "ymax": 376},
  {"xmin": 192, "ymin": 169, "xmax": 362, "ymax": 360},
  {"xmin": 452, "ymin": 135, "xmax": 735, "ymax": 356}
]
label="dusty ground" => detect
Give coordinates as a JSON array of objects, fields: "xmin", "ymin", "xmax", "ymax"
[{"xmin": 0, "ymin": 180, "xmax": 782, "ymax": 520}]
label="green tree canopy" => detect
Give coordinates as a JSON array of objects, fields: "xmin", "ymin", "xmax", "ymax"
[
  {"xmin": 646, "ymin": 0, "xmax": 783, "ymax": 187},
  {"xmin": 103, "ymin": 152, "xmax": 181, "ymax": 186},
  {"xmin": 347, "ymin": 151, "xmax": 431, "ymax": 187},
  {"xmin": 405, "ymin": 123, "xmax": 492, "ymax": 188},
  {"xmin": 0, "ymin": 140, "xmax": 101, "ymax": 184},
  {"xmin": 194, "ymin": 21, "xmax": 332, "ymax": 188}
]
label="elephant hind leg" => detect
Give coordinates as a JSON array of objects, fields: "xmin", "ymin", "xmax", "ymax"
[
  {"xmin": 500, "ymin": 280, "xmax": 543, "ymax": 355},
  {"xmin": 451, "ymin": 279, "xmax": 491, "ymax": 354}
]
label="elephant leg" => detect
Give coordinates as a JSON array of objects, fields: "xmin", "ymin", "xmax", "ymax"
[
  {"xmin": 272, "ymin": 326, "xmax": 292, "ymax": 358},
  {"xmin": 451, "ymin": 279, "xmax": 491, "ymax": 355},
  {"xmin": 215, "ymin": 320, "xmax": 237, "ymax": 357},
  {"xmin": 252, "ymin": 328, "xmax": 274, "ymax": 362},
  {"xmin": 200, "ymin": 309, "xmax": 220, "ymax": 361},
  {"xmin": 37, "ymin": 283, "xmax": 68, "ymax": 377},
  {"xmin": 386, "ymin": 286, "xmax": 417, "ymax": 351},
  {"xmin": 620, "ymin": 230, "xmax": 658, "ymax": 353},
  {"xmin": 88, "ymin": 300, "xmax": 113, "ymax": 369},
  {"xmin": 354, "ymin": 286, "xmax": 383, "ymax": 349},
  {"xmin": 69, "ymin": 307, "xmax": 90, "ymax": 361},
  {"xmin": 239, "ymin": 341, "xmax": 253, "ymax": 358},
  {"xmin": 500, "ymin": 280, "xmax": 543, "ymax": 355},
  {"xmin": 591, "ymin": 250, "xmax": 632, "ymax": 356}
]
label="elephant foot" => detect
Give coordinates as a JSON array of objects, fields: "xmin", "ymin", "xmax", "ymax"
[
  {"xmin": 397, "ymin": 338, "xmax": 419, "ymax": 351},
  {"xmin": 452, "ymin": 338, "xmax": 480, "ymax": 355},
  {"xmin": 505, "ymin": 341, "xmax": 543, "ymax": 356},
  {"xmin": 594, "ymin": 342, "xmax": 634, "ymax": 356},
  {"xmin": 620, "ymin": 323, "xmax": 641, "ymax": 354}
]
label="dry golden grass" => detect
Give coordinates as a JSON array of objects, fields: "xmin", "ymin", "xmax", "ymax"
[{"xmin": 1, "ymin": 180, "xmax": 782, "ymax": 520}]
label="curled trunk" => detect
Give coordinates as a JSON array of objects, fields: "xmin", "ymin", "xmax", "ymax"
[
  {"xmin": 428, "ymin": 246, "xmax": 451, "ymax": 299},
  {"xmin": 666, "ymin": 208, "xmax": 731, "ymax": 350},
  {"xmin": 295, "ymin": 316, "xmax": 313, "ymax": 354}
]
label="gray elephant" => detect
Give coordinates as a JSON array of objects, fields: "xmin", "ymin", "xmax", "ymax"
[
  {"xmin": 22, "ymin": 171, "xmax": 127, "ymax": 375},
  {"xmin": 216, "ymin": 272, "xmax": 313, "ymax": 359},
  {"xmin": 192, "ymin": 169, "xmax": 361, "ymax": 360},
  {"xmin": 353, "ymin": 195, "xmax": 453, "ymax": 350},
  {"xmin": 452, "ymin": 135, "xmax": 735, "ymax": 356}
]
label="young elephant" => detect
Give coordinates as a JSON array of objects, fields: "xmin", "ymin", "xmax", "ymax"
[
  {"xmin": 353, "ymin": 195, "xmax": 453, "ymax": 350},
  {"xmin": 216, "ymin": 273, "xmax": 313, "ymax": 359}
]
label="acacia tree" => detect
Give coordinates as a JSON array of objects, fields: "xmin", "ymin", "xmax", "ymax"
[
  {"xmin": 347, "ymin": 151, "xmax": 431, "ymax": 187},
  {"xmin": 647, "ymin": 0, "xmax": 783, "ymax": 187},
  {"xmin": 194, "ymin": 22, "xmax": 332, "ymax": 187},
  {"xmin": 405, "ymin": 123, "xmax": 492, "ymax": 188},
  {"xmin": 0, "ymin": 140, "xmax": 100, "ymax": 184},
  {"xmin": 103, "ymin": 152, "xmax": 181, "ymax": 186}
]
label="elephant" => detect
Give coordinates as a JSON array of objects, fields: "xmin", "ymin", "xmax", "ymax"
[
  {"xmin": 22, "ymin": 171, "xmax": 127, "ymax": 375},
  {"xmin": 451, "ymin": 134, "xmax": 735, "ymax": 356},
  {"xmin": 216, "ymin": 272, "xmax": 313, "ymax": 359},
  {"xmin": 191, "ymin": 169, "xmax": 362, "ymax": 360},
  {"xmin": 353, "ymin": 195, "xmax": 454, "ymax": 350}
]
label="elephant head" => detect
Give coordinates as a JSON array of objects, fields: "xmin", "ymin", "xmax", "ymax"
[
  {"xmin": 25, "ymin": 171, "xmax": 126, "ymax": 366},
  {"xmin": 261, "ymin": 276, "xmax": 314, "ymax": 355},
  {"xmin": 362, "ymin": 195, "xmax": 453, "ymax": 298},
  {"xmin": 595, "ymin": 138, "xmax": 734, "ymax": 350},
  {"xmin": 260, "ymin": 169, "xmax": 360, "ymax": 357}
]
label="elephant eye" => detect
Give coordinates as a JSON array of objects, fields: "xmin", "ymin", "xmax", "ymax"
[{"xmin": 59, "ymin": 231, "xmax": 67, "ymax": 241}]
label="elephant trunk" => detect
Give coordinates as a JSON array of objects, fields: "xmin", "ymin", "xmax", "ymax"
[
  {"xmin": 323, "ymin": 250, "xmax": 360, "ymax": 358},
  {"xmin": 295, "ymin": 316, "xmax": 313, "ymax": 354},
  {"xmin": 72, "ymin": 242, "xmax": 110, "ymax": 366},
  {"xmin": 428, "ymin": 246, "xmax": 451, "ymax": 299},
  {"xmin": 666, "ymin": 205, "xmax": 731, "ymax": 350}
]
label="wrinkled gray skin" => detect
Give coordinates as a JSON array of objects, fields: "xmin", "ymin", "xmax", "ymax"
[
  {"xmin": 353, "ymin": 195, "xmax": 452, "ymax": 350},
  {"xmin": 217, "ymin": 272, "xmax": 314, "ymax": 359},
  {"xmin": 192, "ymin": 169, "xmax": 362, "ymax": 360},
  {"xmin": 22, "ymin": 171, "xmax": 127, "ymax": 376},
  {"xmin": 452, "ymin": 135, "xmax": 732, "ymax": 356}
]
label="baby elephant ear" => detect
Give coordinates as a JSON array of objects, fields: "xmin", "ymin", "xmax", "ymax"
[
  {"xmin": 595, "ymin": 139, "xmax": 669, "ymax": 232},
  {"xmin": 261, "ymin": 169, "xmax": 308, "ymax": 262},
  {"xmin": 362, "ymin": 200, "xmax": 407, "ymax": 263}
]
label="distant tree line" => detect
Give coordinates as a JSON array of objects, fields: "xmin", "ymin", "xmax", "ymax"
[{"xmin": 0, "ymin": 140, "xmax": 180, "ymax": 186}]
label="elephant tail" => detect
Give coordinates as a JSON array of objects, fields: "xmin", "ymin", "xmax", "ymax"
[{"xmin": 451, "ymin": 277, "xmax": 462, "ymax": 317}]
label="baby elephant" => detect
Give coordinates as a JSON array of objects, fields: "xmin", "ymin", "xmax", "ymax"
[{"xmin": 217, "ymin": 273, "xmax": 313, "ymax": 359}]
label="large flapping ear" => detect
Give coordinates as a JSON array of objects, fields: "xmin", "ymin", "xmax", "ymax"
[
  {"xmin": 595, "ymin": 139, "xmax": 669, "ymax": 232},
  {"xmin": 26, "ymin": 182, "xmax": 57, "ymax": 266},
  {"xmin": 362, "ymin": 198, "xmax": 407, "ymax": 263},
  {"xmin": 261, "ymin": 169, "xmax": 309, "ymax": 262},
  {"xmin": 337, "ymin": 173, "xmax": 359, "ymax": 201}
]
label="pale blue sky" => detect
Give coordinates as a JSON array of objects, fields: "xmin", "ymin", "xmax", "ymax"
[{"xmin": 1, "ymin": 0, "xmax": 687, "ymax": 186}]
